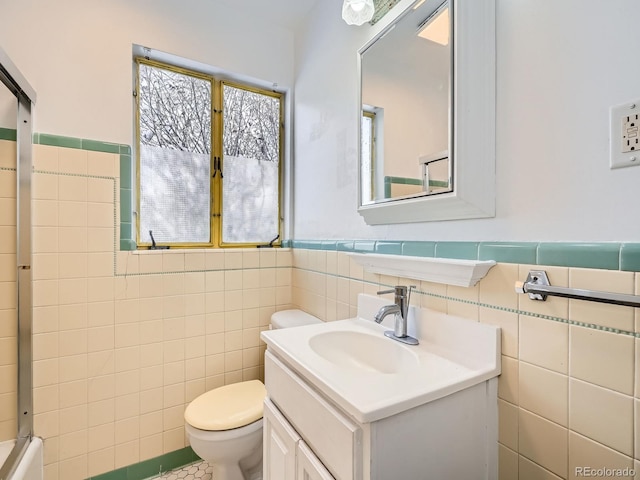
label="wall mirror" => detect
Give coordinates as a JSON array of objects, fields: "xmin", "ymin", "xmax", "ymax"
[
  {"xmin": 361, "ymin": 0, "xmax": 452, "ymax": 205},
  {"xmin": 357, "ymin": 0, "xmax": 496, "ymax": 224}
]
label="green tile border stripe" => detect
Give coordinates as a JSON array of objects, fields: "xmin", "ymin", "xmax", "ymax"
[
  {"xmin": 290, "ymin": 240, "xmax": 640, "ymax": 272},
  {"xmin": 294, "ymin": 266, "xmax": 639, "ymax": 339},
  {"xmin": 384, "ymin": 176, "xmax": 423, "ymax": 185},
  {"xmin": 87, "ymin": 446, "xmax": 199, "ymax": 480},
  {"xmin": 0, "ymin": 127, "xmax": 17, "ymax": 141},
  {"xmin": 384, "ymin": 175, "xmax": 423, "ymax": 199},
  {"xmin": 33, "ymin": 132, "xmax": 130, "ymax": 154},
  {"xmin": 31, "ymin": 131, "xmax": 135, "ymax": 251}
]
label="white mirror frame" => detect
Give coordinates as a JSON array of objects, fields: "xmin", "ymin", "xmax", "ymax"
[{"xmin": 357, "ymin": 0, "xmax": 495, "ymax": 224}]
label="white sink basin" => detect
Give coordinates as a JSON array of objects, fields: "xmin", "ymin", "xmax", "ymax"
[
  {"xmin": 309, "ymin": 330, "xmax": 420, "ymax": 374},
  {"xmin": 261, "ymin": 294, "xmax": 501, "ymax": 423}
]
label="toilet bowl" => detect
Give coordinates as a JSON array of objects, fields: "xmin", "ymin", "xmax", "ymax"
[{"xmin": 184, "ymin": 309, "xmax": 322, "ymax": 480}]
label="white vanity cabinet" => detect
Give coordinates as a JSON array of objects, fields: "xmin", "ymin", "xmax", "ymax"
[
  {"xmin": 296, "ymin": 441, "xmax": 336, "ymax": 480},
  {"xmin": 263, "ymin": 398, "xmax": 300, "ymax": 480},
  {"xmin": 264, "ymin": 396, "xmax": 336, "ymax": 480},
  {"xmin": 263, "ymin": 349, "xmax": 499, "ymax": 480},
  {"xmin": 263, "ymin": 395, "xmax": 337, "ymax": 480},
  {"xmin": 263, "ymin": 350, "xmax": 358, "ymax": 480}
]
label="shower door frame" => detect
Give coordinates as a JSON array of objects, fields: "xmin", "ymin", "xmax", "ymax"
[{"xmin": 0, "ymin": 46, "xmax": 36, "ymax": 480}]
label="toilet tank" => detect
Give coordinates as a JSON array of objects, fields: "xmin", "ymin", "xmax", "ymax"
[{"xmin": 270, "ymin": 310, "xmax": 322, "ymax": 329}]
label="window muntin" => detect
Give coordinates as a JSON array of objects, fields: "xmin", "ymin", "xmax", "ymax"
[{"xmin": 135, "ymin": 59, "xmax": 283, "ymax": 248}]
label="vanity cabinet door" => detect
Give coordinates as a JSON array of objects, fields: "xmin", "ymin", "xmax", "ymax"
[
  {"xmin": 264, "ymin": 398, "xmax": 300, "ymax": 480},
  {"xmin": 297, "ymin": 441, "xmax": 336, "ymax": 480},
  {"xmin": 265, "ymin": 351, "xmax": 362, "ymax": 480}
]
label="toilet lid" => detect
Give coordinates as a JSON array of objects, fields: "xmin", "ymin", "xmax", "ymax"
[{"xmin": 185, "ymin": 380, "xmax": 266, "ymax": 431}]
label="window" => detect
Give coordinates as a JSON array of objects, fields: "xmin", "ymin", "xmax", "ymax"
[
  {"xmin": 361, "ymin": 109, "xmax": 376, "ymax": 203},
  {"xmin": 135, "ymin": 58, "xmax": 283, "ymax": 248}
]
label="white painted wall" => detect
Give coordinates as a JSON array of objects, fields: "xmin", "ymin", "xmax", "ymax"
[
  {"xmin": 1, "ymin": 0, "xmax": 639, "ymax": 241},
  {"xmin": 0, "ymin": 0, "xmax": 295, "ymax": 144},
  {"xmin": 293, "ymin": 0, "xmax": 640, "ymax": 241}
]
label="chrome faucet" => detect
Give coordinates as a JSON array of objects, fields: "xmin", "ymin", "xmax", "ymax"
[{"xmin": 375, "ymin": 285, "xmax": 419, "ymax": 345}]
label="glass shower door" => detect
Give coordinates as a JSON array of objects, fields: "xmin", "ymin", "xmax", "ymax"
[{"xmin": 0, "ymin": 74, "xmax": 18, "ymax": 467}]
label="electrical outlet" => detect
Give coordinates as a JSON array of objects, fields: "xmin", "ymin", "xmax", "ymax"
[
  {"xmin": 610, "ymin": 99, "xmax": 640, "ymax": 169},
  {"xmin": 622, "ymin": 113, "xmax": 639, "ymax": 153}
]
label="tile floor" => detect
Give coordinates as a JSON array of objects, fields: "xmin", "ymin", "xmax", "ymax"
[{"xmin": 152, "ymin": 460, "xmax": 214, "ymax": 480}]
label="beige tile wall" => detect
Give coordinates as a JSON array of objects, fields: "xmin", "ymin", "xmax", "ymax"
[
  {"xmin": 27, "ymin": 144, "xmax": 293, "ymax": 480},
  {"xmin": 2, "ymin": 141, "xmax": 638, "ymax": 479},
  {"xmin": 0, "ymin": 140, "xmax": 17, "ymax": 444},
  {"xmin": 290, "ymin": 249, "xmax": 640, "ymax": 480}
]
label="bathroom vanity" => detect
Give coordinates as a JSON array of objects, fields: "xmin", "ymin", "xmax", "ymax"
[{"xmin": 260, "ymin": 294, "xmax": 501, "ymax": 480}]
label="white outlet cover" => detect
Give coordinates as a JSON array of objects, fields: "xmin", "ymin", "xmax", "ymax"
[{"xmin": 610, "ymin": 99, "xmax": 640, "ymax": 169}]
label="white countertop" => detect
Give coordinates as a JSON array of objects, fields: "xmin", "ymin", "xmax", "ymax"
[{"xmin": 261, "ymin": 295, "xmax": 501, "ymax": 424}]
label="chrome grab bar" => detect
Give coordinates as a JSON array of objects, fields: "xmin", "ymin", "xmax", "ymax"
[{"xmin": 515, "ymin": 270, "xmax": 640, "ymax": 308}]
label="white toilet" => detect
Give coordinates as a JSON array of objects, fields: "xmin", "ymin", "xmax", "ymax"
[{"xmin": 184, "ymin": 309, "xmax": 321, "ymax": 480}]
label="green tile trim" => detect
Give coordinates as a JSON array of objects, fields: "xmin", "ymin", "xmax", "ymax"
[
  {"xmin": 384, "ymin": 175, "xmax": 423, "ymax": 199},
  {"xmin": 82, "ymin": 138, "xmax": 121, "ymax": 154},
  {"xmin": 32, "ymin": 132, "xmax": 130, "ymax": 155},
  {"xmin": 321, "ymin": 240, "xmax": 337, "ymax": 250},
  {"xmin": 479, "ymin": 242, "xmax": 538, "ymax": 264},
  {"xmin": 375, "ymin": 241, "xmax": 402, "ymax": 255},
  {"xmin": 0, "ymin": 127, "xmax": 17, "ymax": 141},
  {"xmin": 290, "ymin": 240, "xmax": 640, "ymax": 272},
  {"xmin": 538, "ymin": 242, "xmax": 620, "ymax": 270},
  {"xmin": 336, "ymin": 240, "xmax": 355, "ymax": 252},
  {"xmin": 120, "ymin": 188, "xmax": 133, "ymax": 223},
  {"xmin": 35, "ymin": 133, "xmax": 83, "ymax": 149},
  {"xmin": 384, "ymin": 176, "xmax": 423, "ymax": 185},
  {"xmin": 621, "ymin": 243, "xmax": 640, "ymax": 272},
  {"xmin": 120, "ymin": 239, "xmax": 137, "ymax": 251},
  {"xmin": 435, "ymin": 242, "xmax": 480, "ymax": 260},
  {"xmin": 292, "ymin": 240, "xmax": 324, "ymax": 250},
  {"xmin": 120, "ymin": 222, "xmax": 132, "ymax": 240},
  {"xmin": 87, "ymin": 447, "xmax": 199, "ymax": 480},
  {"xmin": 120, "ymin": 154, "xmax": 133, "ymax": 189},
  {"xmin": 354, "ymin": 240, "xmax": 376, "ymax": 253},
  {"xmin": 401, "ymin": 241, "xmax": 436, "ymax": 257},
  {"xmin": 119, "ymin": 153, "xmax": 135, "ymax": 251},
  {"xmin": 429, "ymin": 180, "xmax": 449, "ymax": 188}
]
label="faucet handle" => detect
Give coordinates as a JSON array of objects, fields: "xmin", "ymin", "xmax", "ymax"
[
  {"xmin": 376, "ymin": 288, "xmax": 396, "ymax": 295},
  {"xmin": 377, "ymin": 285, "xmax": 416, "ymax": 296}
]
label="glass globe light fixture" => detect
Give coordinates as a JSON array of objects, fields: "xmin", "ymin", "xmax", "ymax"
[{"xmin": 342, "ymin": 0, "xmax": 375, "ymax": 26}]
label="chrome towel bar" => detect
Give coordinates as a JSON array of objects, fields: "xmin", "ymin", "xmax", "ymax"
[{"xmin": 515, "ymin": 270, "xmax": 640, "ymax": 308}]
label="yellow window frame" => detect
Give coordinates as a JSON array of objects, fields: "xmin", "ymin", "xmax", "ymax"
[{"xmin": 134, "ymin": 58, "xmax": 284, "ymax": 249}]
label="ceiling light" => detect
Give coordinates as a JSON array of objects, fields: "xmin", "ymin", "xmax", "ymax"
[
  {"xmin": 342, "ymin": 0, "xmax": 375, "ymax": 26},
  {"xmin": 417, "ymin": 3, "xmax": 449, "ymax": 46}
]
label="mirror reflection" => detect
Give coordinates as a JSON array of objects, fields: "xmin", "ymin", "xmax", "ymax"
[{"xmin": 360, "ymin": 0, "xmax": 452, "ymax": 205}]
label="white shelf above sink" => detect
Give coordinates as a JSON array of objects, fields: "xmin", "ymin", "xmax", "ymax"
[{"xmin": 348, "ymin": 253, "xmax": 496, "ymax": 287}]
